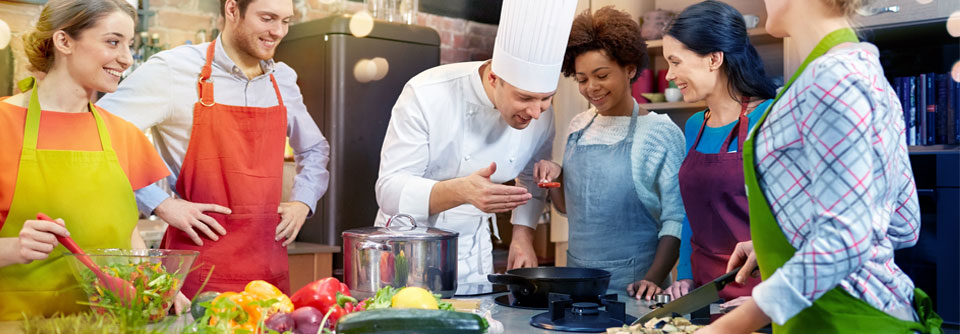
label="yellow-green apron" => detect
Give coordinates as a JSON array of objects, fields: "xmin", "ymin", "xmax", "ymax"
[
  {"xmin": 0, "ymin": 77, "xmax": 137, "ymax": 320},
  {"xmin": 743, "ymin": 28, "xmax": 943, "ymax": 333}
]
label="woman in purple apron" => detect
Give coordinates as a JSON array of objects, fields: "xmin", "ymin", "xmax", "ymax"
[{"xmin": 659, "ymin": 1, "xmax": 778, "ymax": 304}]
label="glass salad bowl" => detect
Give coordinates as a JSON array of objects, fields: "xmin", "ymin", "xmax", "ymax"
[{"xmin": 65, "ymin": 249, "xmax": 198, "ymax": 322}]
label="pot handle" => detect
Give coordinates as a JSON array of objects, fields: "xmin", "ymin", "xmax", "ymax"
[
  {"xmin": 487, "ymin": 273, "xmax": 536, "ymax": 296},
  {"xmin": 359, "ymin": 240, "xmax": 392, "ymax": 251},
  {"xmin": 386, "ymin": 214, "xmax": 417, "ymax": 228}
]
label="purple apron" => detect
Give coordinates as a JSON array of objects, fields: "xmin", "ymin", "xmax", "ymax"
[{"xmin": 677, "ymin": 98, "xmax": 760, "ymax": 301}]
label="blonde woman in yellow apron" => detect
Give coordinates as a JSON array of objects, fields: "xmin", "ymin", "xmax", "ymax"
[
  {"xmin": 697, "ymin": 0, "xmax": 941, "ymax": 333},
  {"xmin": 0, "ymin": 0, "xmax": 173, "ymax": 320}
]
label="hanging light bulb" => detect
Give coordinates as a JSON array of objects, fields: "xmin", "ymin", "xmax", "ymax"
[
  {"xmin": 353, "ymin": 59, "xmax": 377, "ymax": 83},
  {"xmin": 350, "ymin": 10, "xmax": 375, "ymax": 38},
  {"xmin": 372, "ymin": 57, "xmax": 389, "ymax": 80}
]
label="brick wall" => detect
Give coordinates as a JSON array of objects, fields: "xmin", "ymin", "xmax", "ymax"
[{"xmin": 1, "ymin": 0, "xmax": 498, "ymax": 89}]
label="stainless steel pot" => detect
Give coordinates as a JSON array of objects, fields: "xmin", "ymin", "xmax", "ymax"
[{"xmin": 342, "ymin": 214, "xmax": 458, "ymax": 299}]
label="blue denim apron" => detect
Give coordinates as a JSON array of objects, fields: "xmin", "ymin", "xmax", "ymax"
[{"xmin": 562, "ymin": 103, "xmax": 659, "ymax": 292}]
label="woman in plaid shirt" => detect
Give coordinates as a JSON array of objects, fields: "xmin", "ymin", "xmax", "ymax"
[{"xmin": 697, "ymin": 0, "xmax": 942, "ymax": 333}]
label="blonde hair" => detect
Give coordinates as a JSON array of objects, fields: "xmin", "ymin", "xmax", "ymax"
[
  {"xmin": 821, "ymin": 0, "xmax": 873, "ymax": 18},
  {"xmin": 23, "ymin": 0, "xmax": 136, "ymax": 73}
]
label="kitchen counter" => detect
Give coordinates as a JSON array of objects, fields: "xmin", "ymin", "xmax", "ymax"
[{"xmin": 0, "ymin": 290, "xmax": 654, "ymax": 334}]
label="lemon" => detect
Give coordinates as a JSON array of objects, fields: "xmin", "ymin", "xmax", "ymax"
[{"xmin": 390, "ymin": 287, "xmax": 439, "ymax": 310}]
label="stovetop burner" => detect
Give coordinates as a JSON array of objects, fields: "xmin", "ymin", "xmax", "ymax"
[
  {"xmin": 494, "ymin": 292, "xmax": 607, "ymax": 310},
  {"xmin": 529, "ymin": 293, "xmax": 637, "ymax": 333}
]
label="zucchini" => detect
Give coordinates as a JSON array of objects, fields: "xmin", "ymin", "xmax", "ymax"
[{"xmin": 336, "ymin": 308, "xmax": 489, "ymax": 334}]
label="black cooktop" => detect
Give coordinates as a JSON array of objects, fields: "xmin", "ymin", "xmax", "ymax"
[{"xmin": 529, "ymin": 293, "xmax": 638, "ymax": 333}]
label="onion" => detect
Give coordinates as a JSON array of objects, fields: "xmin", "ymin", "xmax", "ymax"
[
  {"xmin": 265, "ymin": 312, "xmax": 295, "ymax": 332},
  {"xmin": 291, "ymin": 306, "xmax": 323, "ymax": 334}
]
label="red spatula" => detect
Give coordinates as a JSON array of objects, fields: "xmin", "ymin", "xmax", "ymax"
[{"xmin": 38, "ymin": 213, "xmax": 137, "ymax": 305}]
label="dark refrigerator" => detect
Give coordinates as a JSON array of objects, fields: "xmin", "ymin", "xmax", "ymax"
[{"xmin": 275, "ymin": 16, "xmax": 440, "ymax": 276}]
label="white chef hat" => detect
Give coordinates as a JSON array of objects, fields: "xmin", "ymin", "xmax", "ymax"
[{"xmin": 491, "ymin": 0, "xmax": 578, "ymax": 94}]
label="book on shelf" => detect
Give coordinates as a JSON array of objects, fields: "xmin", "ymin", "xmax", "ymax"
[{"xmin": 891, "ymin": 72, "xmax": 958, "ymax": 146}]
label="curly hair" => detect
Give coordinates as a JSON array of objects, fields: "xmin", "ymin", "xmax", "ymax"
[{"xmin": 562, "ymin": 6, "xmax": 647, "ymax": 83}]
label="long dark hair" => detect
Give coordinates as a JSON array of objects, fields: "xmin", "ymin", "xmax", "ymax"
[{"xmin": 665, "ymin": 1, "xmax": 776, "ymax": 100}]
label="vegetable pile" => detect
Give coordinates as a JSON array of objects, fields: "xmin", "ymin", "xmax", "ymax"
[{"xmin": 78, "ymin": 261, "xmax": 180, "ymax": 322}]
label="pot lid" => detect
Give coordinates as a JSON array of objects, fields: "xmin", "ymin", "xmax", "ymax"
[{"xmin": 342, "ymin": 214, "xmax": 459, "ymax": 240}]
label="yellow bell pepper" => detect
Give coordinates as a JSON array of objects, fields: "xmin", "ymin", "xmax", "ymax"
[
  {"xmin": 209, "ymin": 281, "xmax": 294, "ymax": 333},
  {"xmin": 244, "ymin": 280, "xmax": 295, "ymax": 315}
]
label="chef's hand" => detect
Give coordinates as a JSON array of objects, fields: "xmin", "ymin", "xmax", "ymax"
[
  {"xmin": 154, "ymin": 198, "xmax": 231, "ymax": 246},
  {"xmin": 15, "ymin": 218, "xmax": 69, "ymax": 264},
  {"xmin": 665, "ymin": 279, "xmax": 693, "ymax": 299},
  {"xmin": 463, "ymin": 162, "xmax": 531, "ymax": 213},
  {"xmin": 726, "ymin": 240, "xmax": 759, "ymax": 285},
  {"xmin": 507, "ymin": 225, "xmax": 538, "ymax": 269},
  {"xmin": 172, "ymin": 292, "xmax": 190, "ymax": 315},
  {"xmin": 627, "ymin": 279, "xmax": 662, "ymax": 301},
  {"xmin": 277, "ymin": 201, "xmax": 310, "ymax": 246},
  {"xmin": 533, "ymin": 160, "xmax": 561, "ymax": 183}
]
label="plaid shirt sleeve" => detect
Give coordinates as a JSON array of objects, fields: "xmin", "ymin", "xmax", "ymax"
[{"xmin": 753, "ymin": 59, "xmax": 885, "ymax": 324}]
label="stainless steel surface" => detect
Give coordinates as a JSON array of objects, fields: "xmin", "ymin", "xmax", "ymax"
[
  {"xmin": 481, "ymin": 291, "xmax": 656, "ymax": 334},
  {"xmin": 274, "ymin": 17, "xmax": 441, "ymax": 253},
  {"xmin": 342, "ymin": 216, "xmax": 459, "ymax": 299}
]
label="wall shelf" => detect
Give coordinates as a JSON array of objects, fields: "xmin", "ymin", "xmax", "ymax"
[
  {"xmin": 646, "ymin": 27, "xmax": 781, "ymax": 54},
  {"xmin": 908, "ymin": 145, "xmax": 960, "ymax": 155},
  {"xmin": 640, "ymin": 100, "xmax": 706, "ymax": 112}
]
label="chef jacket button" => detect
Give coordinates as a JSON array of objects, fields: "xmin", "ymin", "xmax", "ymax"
[
  {"xmin": 464, "ymin": 155, "xmax": 471, "ymax": 161},
  {"xmin": 508, "ymin": 157, "xmax": 515, "ymax": 163}
]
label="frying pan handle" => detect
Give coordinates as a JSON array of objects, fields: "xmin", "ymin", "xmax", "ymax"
[{"xmin": 487, "ymin": 273, "xmax": 535, "ymax": 296}]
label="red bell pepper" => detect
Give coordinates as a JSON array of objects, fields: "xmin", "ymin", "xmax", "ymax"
[{"xmin": 290, "ymin": 277, "xmax": 358, "ymax": 325}]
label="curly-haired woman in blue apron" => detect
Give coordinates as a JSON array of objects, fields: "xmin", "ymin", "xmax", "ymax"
[{"xmin": 535, "ymin": 7, "xmax": 685, "ymax": 300}]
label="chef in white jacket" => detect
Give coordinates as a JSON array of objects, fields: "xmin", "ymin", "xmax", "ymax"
[{"xmin": 375, "ymin": 0, "xmax": 578, "ymax": 285}]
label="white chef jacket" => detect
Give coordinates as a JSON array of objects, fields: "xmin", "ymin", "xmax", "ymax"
[{"xmin": 374, "ymin": 61, "xmax": 554, "ymax": 284}]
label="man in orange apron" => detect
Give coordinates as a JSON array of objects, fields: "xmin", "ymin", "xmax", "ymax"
[{"xmin": 98, "ymin": 0, "xmax": 330, "ymax": 296}]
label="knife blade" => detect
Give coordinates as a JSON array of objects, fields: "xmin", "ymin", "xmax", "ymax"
[{"xmin": 632, "ymin": 266, "xmax": 742, "ymax": 325}]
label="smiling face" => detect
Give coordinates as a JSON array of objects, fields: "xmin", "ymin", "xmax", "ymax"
[
  {"xmin": 489, "ymin": 74, "xmax": 555, "ymax": 129},
  {"xmin": 662, "ymin": 35, "xmax": 721, "ymax": 103},
  {"xmin": 61, "ymin": 11, "xmax": 134, "ymax": 93},
  {"xmin": 574, "ymin": 50, "xmax": 636, "ymax": 115},
  {"xmin": 228, "ymin": 0, "xmax": 293, "ymax": 61}
]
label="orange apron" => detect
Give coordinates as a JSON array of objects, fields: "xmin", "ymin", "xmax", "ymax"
[
  {"xmin": 162, "ymin": 41, "xmax": 290, "ymax": 297},
  {"xmin": 0, "ymin": 77, "xmax": 137, "ymax": 320}
]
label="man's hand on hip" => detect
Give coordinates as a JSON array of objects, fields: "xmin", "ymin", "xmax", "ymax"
[
  {"xmin": 154, "ymin": 198, "xmax": 231, "ymax": 246},
  {"xmin": 277, "ymin": 201, "xmax": 310, "ymax": 246}
]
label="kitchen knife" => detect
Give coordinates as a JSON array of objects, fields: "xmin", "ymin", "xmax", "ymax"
[{"xmin": 632, "ymin": 266, "xmax": 742, "ymax": 325}]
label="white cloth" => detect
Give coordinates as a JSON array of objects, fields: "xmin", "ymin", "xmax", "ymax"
[
  {"xmin": 565, "ymin": 105, "xmax": 686, "ymax": 240},
  {"xmin": 374, "ymin": 61, "xmax": 554, "ymax": 284},
  {"xmin": 492, "ymin": 0, "xmax": 578, "ymax": 93}
]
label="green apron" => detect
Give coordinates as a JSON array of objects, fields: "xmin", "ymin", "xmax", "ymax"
[
  {"xmin": 742, "ymin": 28, "xmax": 943, "ymax": 334},
  {"xmin": 0, "ymin": 77, "xmax": 137, "ymax": 320}
]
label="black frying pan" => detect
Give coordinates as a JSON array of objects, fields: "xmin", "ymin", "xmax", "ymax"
[{"xmin": 488, "ymin": 267, "xmax": 611, "ymax": 307}]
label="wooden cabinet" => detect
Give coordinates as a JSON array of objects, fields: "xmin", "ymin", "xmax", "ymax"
[
  {"xmin": 854, "ymin": 0, "xmax": 959, "ymax": 28},
  {"xmin": 287, "ymin": 242, "xmax": 340, "ymax": 292}
]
